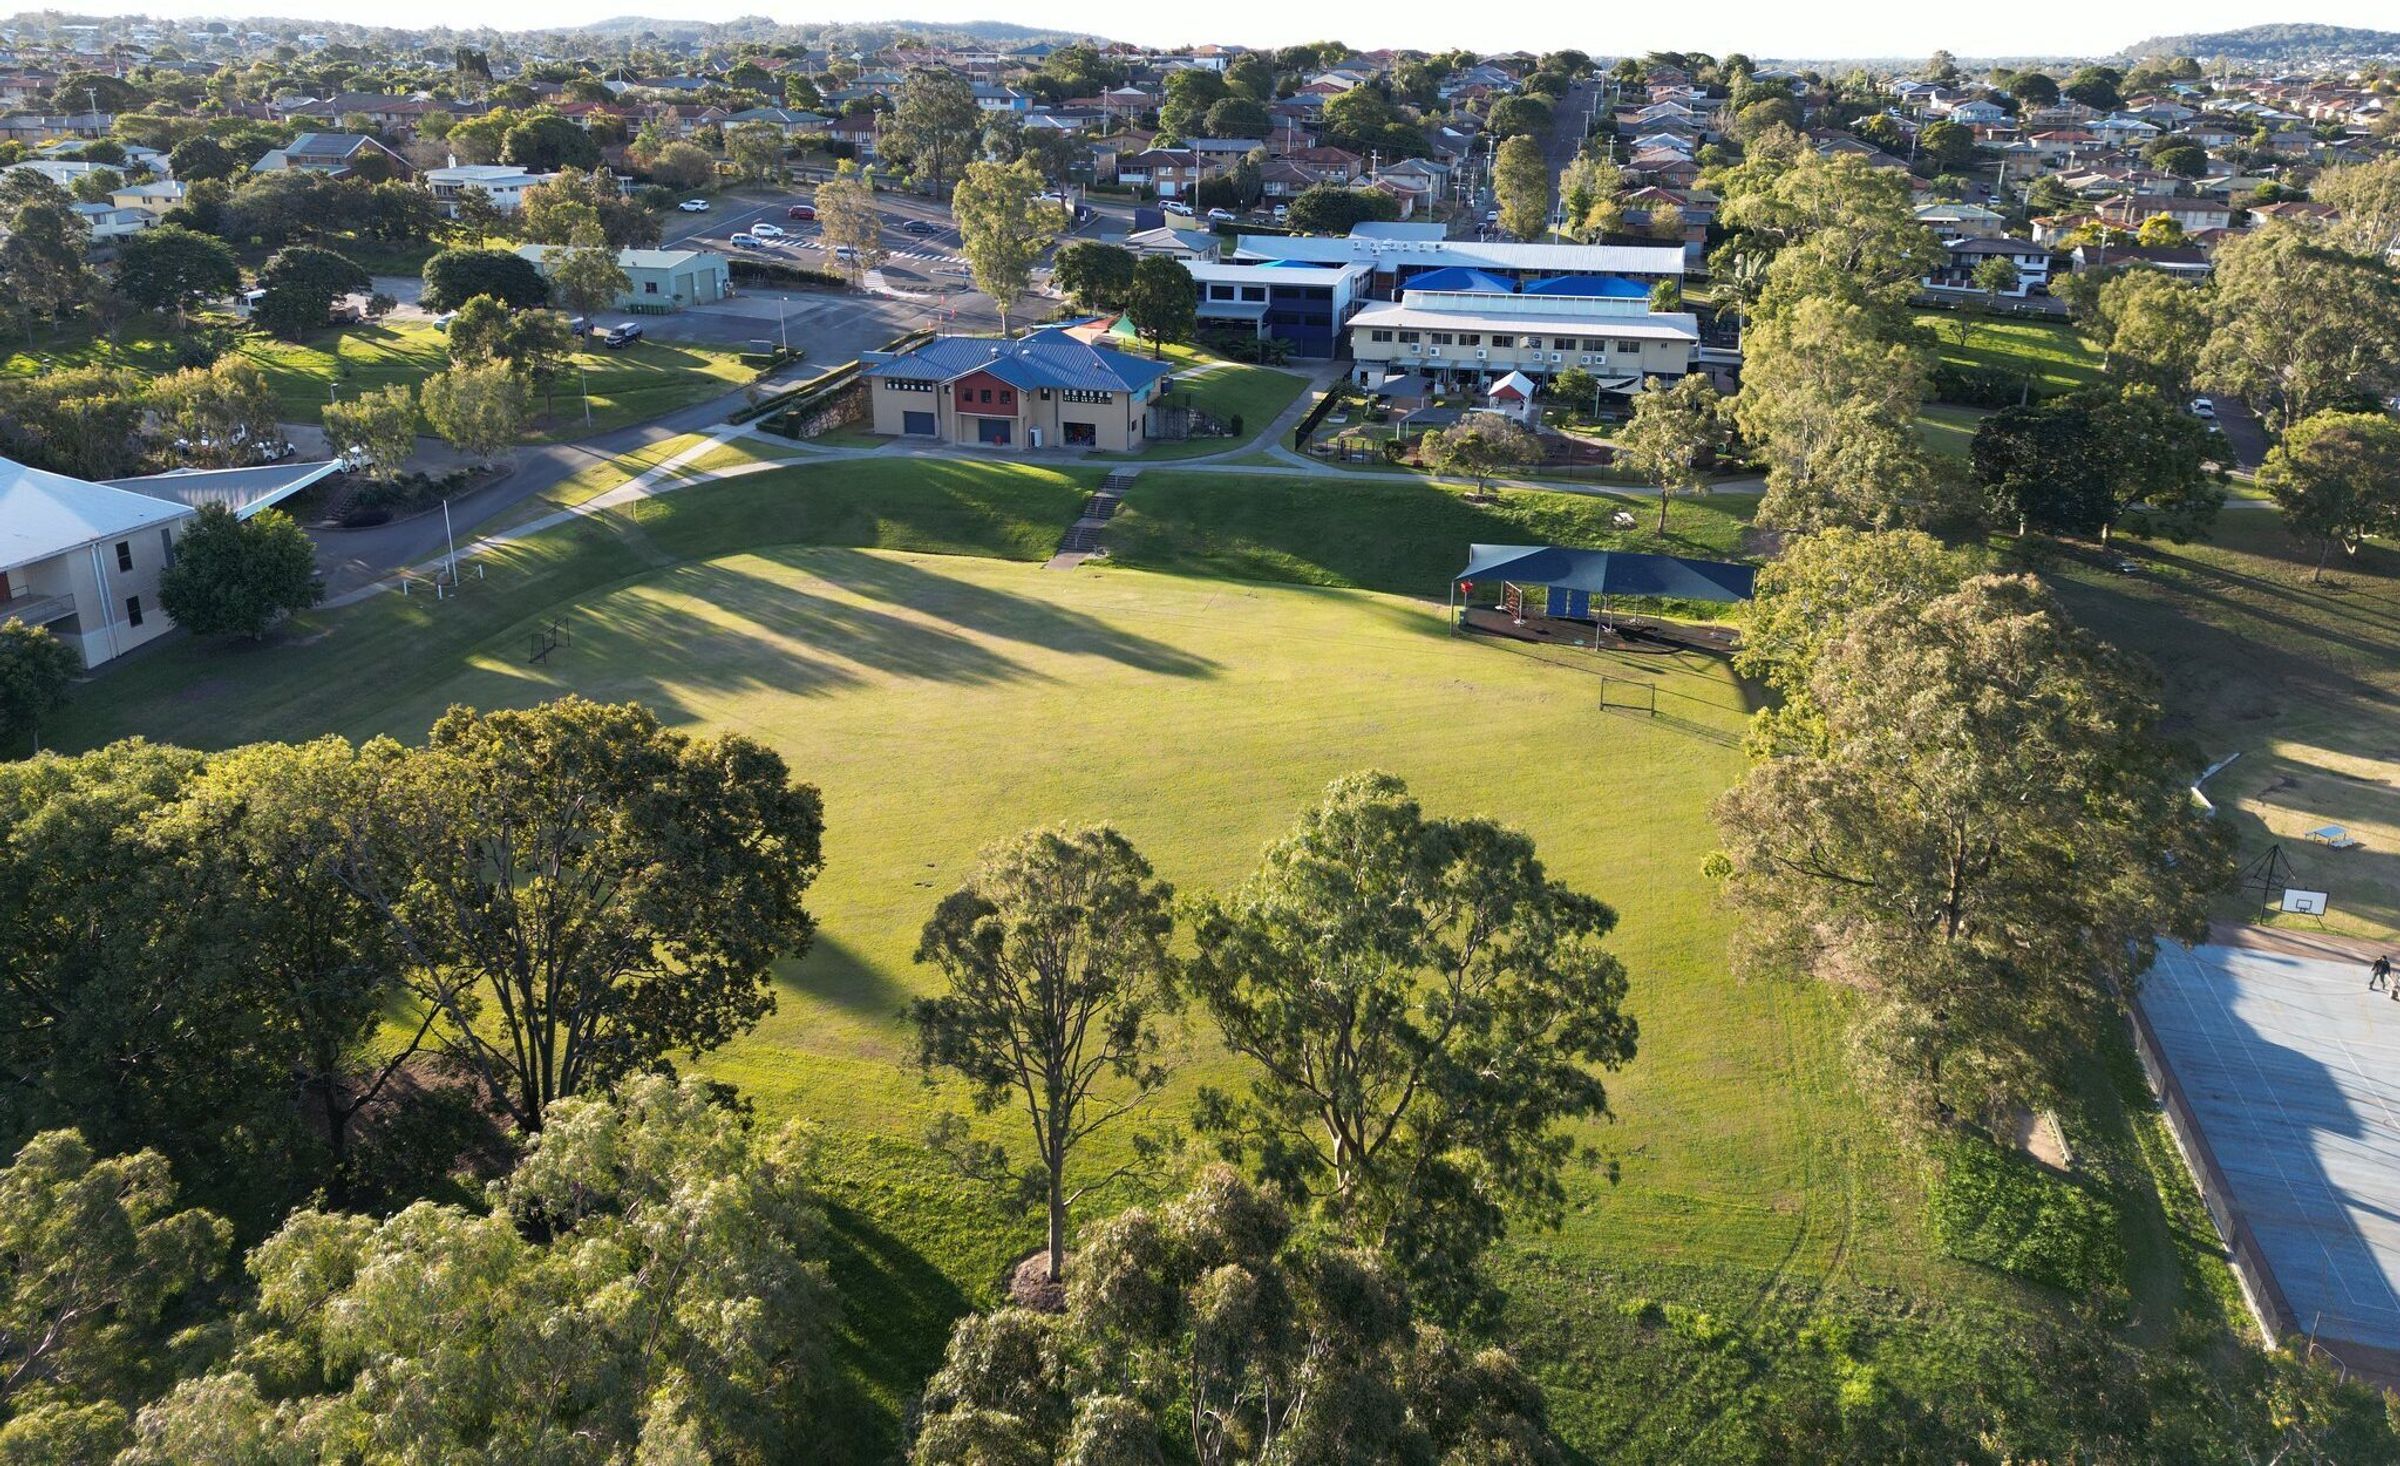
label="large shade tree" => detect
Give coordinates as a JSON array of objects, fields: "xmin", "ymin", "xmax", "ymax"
[
  {"xmin": 1187, "ymin": 772, "xmax": 1637, "ymax": 1314},
  {"xmin": 1710, "ymin": 574, "xmax": 2228, "ymax": 1127}
]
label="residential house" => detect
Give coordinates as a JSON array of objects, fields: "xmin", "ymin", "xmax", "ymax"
[
  {"xmin": 514, "ymin": 244, "xmax": 729, "ymax": 310},
  {"xmin": 250, "ymin": 132, "xmax": 412, "ymax": 180},
  {"xmin": 1114, "ymin": 148, "xmax": 1224, "ymax": 198},
  {"xmin": 1915, "ymin": 201, "xmax": 2009, "ymax": 238},
  {"xmin": 862, "ymin": 329, "xmax": 1173, "ymax": 450},
  {"xmin": 828, "ymin": 112, "xmax": 880, "ymax": 159},
  {"xmin": 1923, "ymin": 236, "xmax": 2052, "ymax": 297},
  {"xmin": 2068, "ymin": 240, "xmax": 2213, "ymax": 279},
  {"xmin": 2095, "ymin": 193, "xmax": 2232, "ymax": 233},
  {"xmin": 424, "ymin": 162, "xmax": 557, "ymax": 216},
  {"xmin": 0, "ymin": 453, "xmax": 340, "ymax": 668}
]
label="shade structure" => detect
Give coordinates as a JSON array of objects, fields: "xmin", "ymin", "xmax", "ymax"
[{"xmin": 1453, "ymin": 544, "xmax": 1756, "ymax": 603}]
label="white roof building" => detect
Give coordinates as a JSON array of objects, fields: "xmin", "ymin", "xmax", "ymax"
[{"xmin": 1, "ymin": 454, "xmax": 339, "ymax": 667}]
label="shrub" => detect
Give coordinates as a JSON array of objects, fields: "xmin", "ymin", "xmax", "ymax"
[{"xmin": 1929, "ymin": 1134, "xmax": 2125, "ymax": 1296}]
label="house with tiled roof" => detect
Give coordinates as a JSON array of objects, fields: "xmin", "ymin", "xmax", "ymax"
[
  {"xmin": 250, "ymin": 132, "xmax": 411, "ymax": 180},
  {"xmin": 862, "ymin": 329, "xmax": 1176, "ymax": 450}
]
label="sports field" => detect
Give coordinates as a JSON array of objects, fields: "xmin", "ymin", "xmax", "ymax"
[{"xmin": 46, "ymin": 461, "xmax": 2253, "ymax": 1457}]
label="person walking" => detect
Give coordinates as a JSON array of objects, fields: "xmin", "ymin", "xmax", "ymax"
[{"xmin": 2376, "ymin": 954, "xmax": 2394, "ymax": 994}]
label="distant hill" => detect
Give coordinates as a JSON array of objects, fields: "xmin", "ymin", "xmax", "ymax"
[{"xmin": 2118, "ymin": 23, "xmax": 2400, "ymax": 62}]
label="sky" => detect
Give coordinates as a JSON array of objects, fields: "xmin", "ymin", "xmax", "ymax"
[{"xmin": 57, "ymin": 0, "xmax": 2400, "ymax": 62}]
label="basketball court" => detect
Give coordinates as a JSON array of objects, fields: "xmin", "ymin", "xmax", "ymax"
[{"xmin": 2138, "ymin": 939, "xmax": 2400, "ymax": 1361}]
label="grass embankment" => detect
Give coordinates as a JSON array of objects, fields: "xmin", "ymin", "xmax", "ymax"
[{"xmin": 2046, "ymin": 517, "xmax": 2400, "ymax": 940}]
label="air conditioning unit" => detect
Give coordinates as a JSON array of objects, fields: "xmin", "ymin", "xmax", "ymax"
[
  {"xmin": 1474, "ymin": 348, "xmax": 1487, "ymax": 359},
  {"xmin": 1578, "ymin": 355, "xmax": 1593, "ymax": 365},
  {"xmin": 1407, "ymin": 343, "xmax": 1421, "ymax": 353},
  {"xmin": 1548, "ymin": 352, "xmax": 1562, "ymax": 363},
  {"xmin": 1427, "ymin": 347, "xmax": 1442, "ymax": 357}
]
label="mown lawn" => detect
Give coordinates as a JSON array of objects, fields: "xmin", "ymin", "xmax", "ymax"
[
  {"xmin": 51, "ymin": 456, "xmax": 2257, "ymax": 1458},
  {"xmin": 1109, "ymin": 470, "xmax": 1754, "ymax": 595},
  {"xmin": 1915, "ymin": 311, "xmax": 2105, "ymax": 394},
  {"xmin": 237, "ymin": 323, "xmax": 756, "ymax": 441}
]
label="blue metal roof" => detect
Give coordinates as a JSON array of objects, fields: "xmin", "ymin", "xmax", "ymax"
[
  {"xmin": 1401, "ymin": 266, "xmax": 1517, "ymax": 295},
  {"xmin": 863, "ymin": 329, "xmax": 1175, "ymax": 395},
  {"xmin": 1454, "ymin": 544, "xmax": 1756, "ymax": 602},
  {"xmin": 1522, "ymin": 274, "xmax": 1652, "ymax": 298}
]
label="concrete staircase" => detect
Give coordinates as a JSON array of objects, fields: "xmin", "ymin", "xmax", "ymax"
[{"xmin": 1046, "ymin": 469, "xmax": 1137, "ymax": 569}]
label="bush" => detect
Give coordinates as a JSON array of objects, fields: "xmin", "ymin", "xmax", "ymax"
[
  {"xmin": 726, "ymin": 258, "xmax": 848, "ymax": 291},
  {"xmin": 1932, "ymin": 363, "xmax": 2036, "ymax": 408},
  {"xmin": 1929, "ymin": 1134, "xmax": 2125, "ymax": 1296}
]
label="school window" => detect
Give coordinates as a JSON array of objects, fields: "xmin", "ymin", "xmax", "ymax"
[
  {"xmin": 1397, "ymin": 330, "xmax": 1419, "ymax": 343},
  {"xmin": 1428, "ymin": 332, "xmax": 1453, "ymax": 346},
  {"xmin": 1370, "ymin": 329, "xmax": 1394, "ymax": 343},
  {"xmin": 1458, "ymin": 334, "xmax": 1480, "ymax": 346},
  {"xmin": 1240, "ymin": 286, "xmax": 1267, "ymax": 302},
  {"xmin": 115, "ymin": 540, "xmax": 133, "ymax": 572},
  {"xmin": 159, "ymin": 528, "xmax": 175, "ymax": 566},
  {"xmin": 125, "ymin": 596, "xmax": 143, "ymax": 627},
  {"xmin": 1617, "ymin": 340, "xmax": 1641, "ymax": 353},
  {"xmin": 643, "ymin": 280, "xmax": 660, "ymax": 294},
  {"xmin": 1209, "ymin": 284, "xmax": 1236, "ymax": 300},
  {"xmin": 1490, "ymin": 334, "xmax": 1514, "ymax": 348},
  {"xmin": 1581, "ymin": 338, "xmax": 1608, "ymax": 352},
  {"xmin": 1551, "ymin": 337, "xmax": 1575, "ymax": 350}
]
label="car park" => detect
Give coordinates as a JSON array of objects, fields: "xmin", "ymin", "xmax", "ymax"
[
  {"xmin": 602, "ymin": 322, "xmax": 644, "ymax": 348},
  {"xmin": 679, "ymin": 199, "xmax": 710, "ymax": 213},
  {"xmin": 786, "ymin": 203, "xmax": 815, "ymax": 220}
]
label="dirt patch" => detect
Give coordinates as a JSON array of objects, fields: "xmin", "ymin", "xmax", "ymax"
[{"xmin": 1006, "ymin": 1250, "xmax": 1068, "ymax": 1313}]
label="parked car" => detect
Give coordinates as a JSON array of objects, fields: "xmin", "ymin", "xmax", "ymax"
[
  {"xmin": 1272, "ymin": 204, "xmax": 1289, "ymax": 222},
  {"xmin": 1206, "ymin": 207, "xmax": 1236, "ymax": 222},
  {"xmin": 1162, "ymin": 200, "xmax": 1194, "ymax": 217},
  {"xmin": 429, "ymin": 310, "xmax": 457, "ymax": 331},
  {"xmin": 833, "ymin": 244, "xmax": 859, "ymax": 261},
  {"xmin": 602, "ymin": 322, "xmax": 644, "ymax": 348},
  {"xmin": 1482, "ymin": 208, "xmax": 1500, "ymax": 225},
  {"xmin": 786, "ymin": 203, "xmax": 816, "ymax": 220},
  {"xmin": 2189, "ymin": 396, "xmax": 2217, "ymax": 420},
  {"xmin": 729, "ymin": 232, "xmax": 763, "ymax": 248},
  {"xmin": 679, "ymin": 199, "xmax": 710, "ymax": 213},
  {"xmin": 751, "ymin": 223, "xmax": 785, "ymax": 238},
  {"xmin": 903, "ymin": 219, "xmax": 938, "ymax": 236}
]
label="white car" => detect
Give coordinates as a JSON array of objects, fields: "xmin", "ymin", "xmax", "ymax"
[
  {"xmin": 1206, "ymin": 207, "xmax": 1236, "ymax": 222},
  {"xmin": 1162, "ymin": 200, "xmax": 1194, "ymax": 217},
  {"xmin": 729, "ymin": 232, "xmax": 763, "ymax": 248},
  {"xmin": 832, "ymin": 244, "xmax": 859, "ymax": 261},
  {"xmin": 2188, "ymin": 397, "xmax": 2217, "ymax": 420},
  {"xmin": 750, "ymin": 223, "xmax": 785, "ymax": 238},
  {"xmin": 678, "ymin": 198, "xmax": 710, "ymax": 213}
]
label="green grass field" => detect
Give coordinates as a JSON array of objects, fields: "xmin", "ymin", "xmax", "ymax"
[
  {"xmin": 1915, "ymin": 311, "xmax": 2105, "ymax": 394},
  {"xmin": 238, "ymin": 323, "xmax": 755, "ymax": 440},
  {"xmin": 50, "ymin": 458, "xmax": 2259, "ymax": 1458}
]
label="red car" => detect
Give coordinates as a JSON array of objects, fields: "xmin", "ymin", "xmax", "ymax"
[{"xmin": 787, "ymin": 203, "xmax": 816, "ymax": 220}]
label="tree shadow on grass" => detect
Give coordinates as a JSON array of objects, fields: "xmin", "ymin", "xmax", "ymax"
[
  {"xmin": 776, "ymin": 930, "xmax": 912, "ymax": 1019},
  {"xmin": 816, "ymin": 1193, "xmax": 977, "ymax": 1462}
]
